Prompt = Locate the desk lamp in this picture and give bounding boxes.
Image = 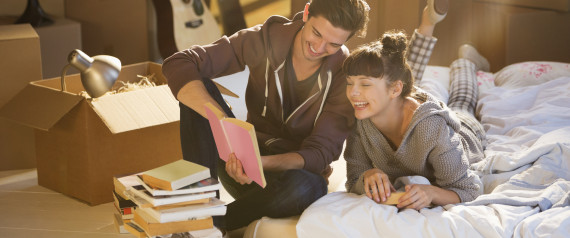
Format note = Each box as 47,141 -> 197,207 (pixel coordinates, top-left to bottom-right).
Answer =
60,49 -> 121,98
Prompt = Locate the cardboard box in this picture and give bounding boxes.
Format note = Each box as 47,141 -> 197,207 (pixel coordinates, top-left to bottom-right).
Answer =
0,62 -> 182,205
0,23 -> 41,170
34,17 -> 82,79
64,0 -> 151,65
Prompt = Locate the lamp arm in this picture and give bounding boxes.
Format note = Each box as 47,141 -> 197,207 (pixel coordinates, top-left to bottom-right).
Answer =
60,63 -> 72,92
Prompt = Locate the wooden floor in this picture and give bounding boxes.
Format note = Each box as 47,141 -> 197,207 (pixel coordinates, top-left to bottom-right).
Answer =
0,169 -> 126,238
0,169 -> 241,238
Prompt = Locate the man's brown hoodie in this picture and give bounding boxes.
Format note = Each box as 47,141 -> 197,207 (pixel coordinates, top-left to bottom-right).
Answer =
162,13 -> 354,174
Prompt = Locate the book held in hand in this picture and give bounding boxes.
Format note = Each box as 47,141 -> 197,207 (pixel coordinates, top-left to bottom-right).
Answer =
204,102 -> 266,188
141,159 -> 210,191
378,192 -> 406,205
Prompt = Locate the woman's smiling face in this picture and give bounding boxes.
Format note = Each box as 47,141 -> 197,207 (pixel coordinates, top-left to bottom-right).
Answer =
346,75 -> 394,120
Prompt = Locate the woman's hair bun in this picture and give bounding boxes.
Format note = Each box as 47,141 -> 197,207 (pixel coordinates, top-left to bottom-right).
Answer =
380,30 -> 408,61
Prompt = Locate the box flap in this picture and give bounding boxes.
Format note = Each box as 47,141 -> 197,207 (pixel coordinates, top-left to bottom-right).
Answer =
0,83 -> 84,130
90,85 -> 180,134
0,24 -> 39,41
214,81 -> 239,98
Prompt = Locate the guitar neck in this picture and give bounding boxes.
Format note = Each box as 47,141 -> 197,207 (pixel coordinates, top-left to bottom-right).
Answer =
215,0 -> 247,36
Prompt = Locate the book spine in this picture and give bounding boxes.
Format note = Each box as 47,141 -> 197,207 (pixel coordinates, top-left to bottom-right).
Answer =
141,174 -> 174,191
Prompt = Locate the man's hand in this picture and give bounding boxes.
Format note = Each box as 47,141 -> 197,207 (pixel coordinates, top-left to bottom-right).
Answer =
363,168 -> 395,203
226,153 -> 253,185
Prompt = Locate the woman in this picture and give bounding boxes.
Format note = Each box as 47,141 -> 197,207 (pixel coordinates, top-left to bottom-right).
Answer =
343,31 -> 487,210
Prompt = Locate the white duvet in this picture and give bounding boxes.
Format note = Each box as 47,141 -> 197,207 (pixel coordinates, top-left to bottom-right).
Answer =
297,77 -> 570,238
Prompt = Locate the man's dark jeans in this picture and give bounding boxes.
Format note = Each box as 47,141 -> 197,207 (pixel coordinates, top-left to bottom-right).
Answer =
179,78 -> 328,230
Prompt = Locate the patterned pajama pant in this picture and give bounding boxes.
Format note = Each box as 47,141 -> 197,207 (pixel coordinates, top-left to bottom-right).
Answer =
407,30 -> 486,161
448,58 -> 487,147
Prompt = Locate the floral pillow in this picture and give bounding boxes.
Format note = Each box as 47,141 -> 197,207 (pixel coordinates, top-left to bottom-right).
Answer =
494,62 -> 570,89
476,71 -> 495,96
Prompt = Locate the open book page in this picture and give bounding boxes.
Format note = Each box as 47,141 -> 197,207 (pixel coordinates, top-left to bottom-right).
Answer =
204,103 -> 266,188
222,118 -> 266,188
204,103 -> 232,161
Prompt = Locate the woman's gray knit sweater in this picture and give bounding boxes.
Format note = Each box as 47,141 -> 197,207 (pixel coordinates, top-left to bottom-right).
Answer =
345,93 -> 483,203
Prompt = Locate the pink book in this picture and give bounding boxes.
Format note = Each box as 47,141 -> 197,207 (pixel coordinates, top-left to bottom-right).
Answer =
204,103 -> 266,188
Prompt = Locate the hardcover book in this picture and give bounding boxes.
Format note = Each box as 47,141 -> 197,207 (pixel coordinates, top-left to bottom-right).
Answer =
204,102 -> 266,188
112,190 -> 136,219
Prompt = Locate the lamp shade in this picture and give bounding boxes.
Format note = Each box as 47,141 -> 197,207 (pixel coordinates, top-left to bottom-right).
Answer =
62,49 -> 121,98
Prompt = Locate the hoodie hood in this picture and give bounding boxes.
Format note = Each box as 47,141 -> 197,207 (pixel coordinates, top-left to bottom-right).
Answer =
408,92 -> 462,134
262,13 -> 303,67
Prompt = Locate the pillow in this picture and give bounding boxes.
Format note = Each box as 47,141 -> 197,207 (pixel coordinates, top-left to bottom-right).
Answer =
494,61 -> 570,89
422,66 -> 495,102
422,66 -> 451,104
476,71 -> 495,97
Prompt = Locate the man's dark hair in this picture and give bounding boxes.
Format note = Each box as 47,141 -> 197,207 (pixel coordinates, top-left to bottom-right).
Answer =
308,0 -> 370,39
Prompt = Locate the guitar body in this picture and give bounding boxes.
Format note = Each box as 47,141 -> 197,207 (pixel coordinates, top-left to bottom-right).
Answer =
152,0 -> 221,59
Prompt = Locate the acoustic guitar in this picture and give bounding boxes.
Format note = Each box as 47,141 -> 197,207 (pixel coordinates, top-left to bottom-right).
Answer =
152,0 -> 221,59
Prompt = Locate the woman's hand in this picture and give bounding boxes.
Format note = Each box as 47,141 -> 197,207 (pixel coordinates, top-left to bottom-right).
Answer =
397,184 -> 432,210
363,168 -> 395,203
397,184 -> 461,210
226,153 -> 253,185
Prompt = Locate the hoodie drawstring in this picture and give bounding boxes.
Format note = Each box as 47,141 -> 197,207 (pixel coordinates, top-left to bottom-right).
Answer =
314,70 -> 332,126
262,58 -> 270,117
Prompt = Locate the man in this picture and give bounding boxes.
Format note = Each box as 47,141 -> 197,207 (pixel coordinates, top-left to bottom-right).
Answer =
162,0 -> 370,230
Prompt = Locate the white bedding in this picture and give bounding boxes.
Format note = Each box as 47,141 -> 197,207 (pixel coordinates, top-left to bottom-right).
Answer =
296,76 -> 570,238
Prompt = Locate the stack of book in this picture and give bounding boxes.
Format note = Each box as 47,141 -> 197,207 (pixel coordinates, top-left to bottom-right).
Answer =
112,173 -> 140,235
113,160 -> 226,237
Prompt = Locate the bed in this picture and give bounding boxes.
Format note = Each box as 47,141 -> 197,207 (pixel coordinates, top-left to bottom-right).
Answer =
232,62 -> 570,238
292,61 -> 570,237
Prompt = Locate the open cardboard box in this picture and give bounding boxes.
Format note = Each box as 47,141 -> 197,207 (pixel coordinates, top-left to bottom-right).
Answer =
0,62 -> 183,205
